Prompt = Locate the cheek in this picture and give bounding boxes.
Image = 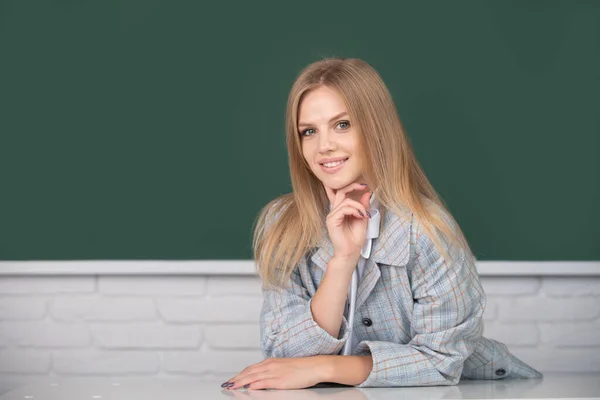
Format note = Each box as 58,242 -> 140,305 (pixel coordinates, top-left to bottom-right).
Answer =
353,154 -> 365,172
301,144 -> 314,164
347,136 -> 363,166
300,149 -> 315,174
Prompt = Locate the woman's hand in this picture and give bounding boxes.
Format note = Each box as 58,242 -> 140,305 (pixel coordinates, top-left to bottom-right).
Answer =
324,182 -> 372,261
222,356 -> 331,391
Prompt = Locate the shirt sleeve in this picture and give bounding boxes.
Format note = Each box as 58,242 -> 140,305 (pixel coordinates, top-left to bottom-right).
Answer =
355,217 -> 486,387
260,263 -> 351,358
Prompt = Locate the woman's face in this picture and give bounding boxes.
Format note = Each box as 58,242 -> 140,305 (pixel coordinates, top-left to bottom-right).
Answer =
298,86 -> 366,191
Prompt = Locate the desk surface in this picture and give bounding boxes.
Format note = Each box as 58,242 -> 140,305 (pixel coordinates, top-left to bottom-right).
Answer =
1,373 -> 598,400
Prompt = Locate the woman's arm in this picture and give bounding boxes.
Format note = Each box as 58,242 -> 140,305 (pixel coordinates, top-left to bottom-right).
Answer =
261,257 -> 355,358
324,355 -> 374,386
310,255 -> 357,337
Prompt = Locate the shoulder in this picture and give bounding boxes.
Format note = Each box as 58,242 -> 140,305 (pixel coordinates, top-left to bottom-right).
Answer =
374,200 -> 462,270
379,198 -> 468,267
411,199 -> 458,243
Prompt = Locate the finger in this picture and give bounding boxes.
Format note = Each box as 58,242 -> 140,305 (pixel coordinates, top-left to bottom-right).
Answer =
230,371 -> 274,390
225,361 -> 266,386
329,198 -> 369,219
225,370 -> 247,386
327,205 -> 368,225
334,183 -> 369,204
232,361 -> 272,386
246,379 -> 281,390
361,191 -> 372,213
326,182 -> 368,209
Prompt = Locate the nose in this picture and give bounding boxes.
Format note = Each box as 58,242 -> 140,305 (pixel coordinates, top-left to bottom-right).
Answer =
318,130 -> 336,153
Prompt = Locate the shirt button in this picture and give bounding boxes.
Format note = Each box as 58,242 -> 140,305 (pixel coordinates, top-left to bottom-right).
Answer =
362,318 -> 372,327
495,368 -> 506,377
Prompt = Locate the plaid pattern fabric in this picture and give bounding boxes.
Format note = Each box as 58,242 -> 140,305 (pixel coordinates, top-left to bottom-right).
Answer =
260,205 -> 543,387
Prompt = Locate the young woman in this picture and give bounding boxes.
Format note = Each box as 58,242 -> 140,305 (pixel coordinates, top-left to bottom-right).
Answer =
222,58 -> 542,390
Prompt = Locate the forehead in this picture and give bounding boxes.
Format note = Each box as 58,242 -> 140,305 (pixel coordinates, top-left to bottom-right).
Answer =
298,86 -> 346,121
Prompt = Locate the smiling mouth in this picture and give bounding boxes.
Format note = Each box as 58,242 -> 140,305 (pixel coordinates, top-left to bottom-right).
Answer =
320,158 -> 349,168
319,158 -> 349,174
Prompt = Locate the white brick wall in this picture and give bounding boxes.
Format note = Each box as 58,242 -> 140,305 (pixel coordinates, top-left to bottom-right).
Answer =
0,274 -> 599,395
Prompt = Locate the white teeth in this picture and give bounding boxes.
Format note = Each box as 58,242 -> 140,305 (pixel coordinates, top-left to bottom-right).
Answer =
323,159 -> 347,168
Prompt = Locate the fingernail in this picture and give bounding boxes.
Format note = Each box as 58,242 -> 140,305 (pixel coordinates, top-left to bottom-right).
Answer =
360,183 -> 367,186
226,382 -> 235,388
359,211 -> 364,217
367,211 -> 372,218
244,384 -> 250,389
220,382 -> 230,388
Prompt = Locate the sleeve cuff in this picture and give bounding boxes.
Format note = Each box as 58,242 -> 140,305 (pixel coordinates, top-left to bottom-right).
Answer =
264,298 -> 350,357
300,297 -> 350,355
353,340 -> 460,388
354,340 -> 379,387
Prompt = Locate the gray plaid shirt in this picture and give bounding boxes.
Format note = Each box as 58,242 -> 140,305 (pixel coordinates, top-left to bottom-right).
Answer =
260,202 -> 543,387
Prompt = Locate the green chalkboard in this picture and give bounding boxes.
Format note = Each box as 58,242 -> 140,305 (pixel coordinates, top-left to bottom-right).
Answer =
0,1 -> 598,261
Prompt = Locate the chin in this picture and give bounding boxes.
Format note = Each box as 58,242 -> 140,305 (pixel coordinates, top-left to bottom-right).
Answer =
323,176 -> 359,190
312,167 -> 360,189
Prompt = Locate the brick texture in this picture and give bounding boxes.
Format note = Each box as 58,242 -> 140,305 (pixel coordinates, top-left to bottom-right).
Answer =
0,273 -> 599,392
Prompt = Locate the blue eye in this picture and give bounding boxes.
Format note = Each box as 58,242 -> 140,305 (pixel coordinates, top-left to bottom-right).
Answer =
337,121 -> 350,129
299,120 -> 350,137
300,128 -> 315,137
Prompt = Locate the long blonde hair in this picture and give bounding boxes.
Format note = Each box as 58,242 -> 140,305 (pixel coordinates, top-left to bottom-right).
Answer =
252,57 -> 474,288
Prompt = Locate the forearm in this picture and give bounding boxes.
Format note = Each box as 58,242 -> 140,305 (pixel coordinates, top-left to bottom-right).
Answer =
319,355 -> 373,386
310,256 -> 357,337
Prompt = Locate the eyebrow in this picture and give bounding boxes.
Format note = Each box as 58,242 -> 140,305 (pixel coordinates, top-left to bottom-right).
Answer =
298,112 -> 348,128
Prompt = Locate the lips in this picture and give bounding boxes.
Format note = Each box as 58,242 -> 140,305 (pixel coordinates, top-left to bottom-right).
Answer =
320,157 -> 349,166
318,157 -> 349,165
319,158 -> 348,174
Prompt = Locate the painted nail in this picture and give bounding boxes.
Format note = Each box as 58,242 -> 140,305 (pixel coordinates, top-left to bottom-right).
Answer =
367,211 -> 372,218
360,183 -> 368,186
244,384 -> 250,389
359,211 -> 364,217
226,382 -> 235,388
220,382 -> 230,388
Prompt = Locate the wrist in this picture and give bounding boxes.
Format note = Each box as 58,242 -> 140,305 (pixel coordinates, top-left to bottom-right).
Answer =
315,355 -> 336,382
326,355 -> 373,386
329,254 -> 359,271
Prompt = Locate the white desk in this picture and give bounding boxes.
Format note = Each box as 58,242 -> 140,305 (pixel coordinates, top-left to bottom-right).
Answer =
1,373 -> 598,400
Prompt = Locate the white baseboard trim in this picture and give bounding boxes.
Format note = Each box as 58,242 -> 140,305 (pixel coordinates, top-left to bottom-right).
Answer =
0,260 -> 599,276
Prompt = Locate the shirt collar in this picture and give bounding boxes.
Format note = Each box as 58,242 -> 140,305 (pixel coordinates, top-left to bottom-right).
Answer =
366,193 -> 381,240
